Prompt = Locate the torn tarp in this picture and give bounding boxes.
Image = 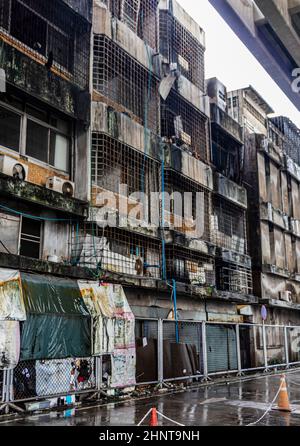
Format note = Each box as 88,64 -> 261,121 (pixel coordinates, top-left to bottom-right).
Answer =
20,274 -> 91,361
0,321 -> 20,369
0,269 -> 26,321
0,269 -> 25,369
78,283 -> 136,388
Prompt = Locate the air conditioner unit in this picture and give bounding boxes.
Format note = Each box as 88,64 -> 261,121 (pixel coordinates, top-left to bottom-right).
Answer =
46,177 -> 75,198
279,291 -> 292,303
0,155 -> 28,181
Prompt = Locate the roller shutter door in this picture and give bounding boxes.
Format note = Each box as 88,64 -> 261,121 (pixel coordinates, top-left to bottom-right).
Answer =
206,325 -> 238,373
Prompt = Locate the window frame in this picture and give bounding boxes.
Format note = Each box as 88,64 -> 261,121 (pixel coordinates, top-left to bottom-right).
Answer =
0,100 -> 72,174
18,215 -> 43,260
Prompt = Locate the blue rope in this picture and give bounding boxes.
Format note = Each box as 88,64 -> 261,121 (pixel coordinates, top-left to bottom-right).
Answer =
0,204 -> 76,222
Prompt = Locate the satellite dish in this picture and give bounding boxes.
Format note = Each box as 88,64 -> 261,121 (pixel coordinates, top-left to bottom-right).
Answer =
13,163 -> 26,181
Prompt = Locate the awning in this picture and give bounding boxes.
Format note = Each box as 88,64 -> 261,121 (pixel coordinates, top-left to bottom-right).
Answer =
20,274 -> 91,361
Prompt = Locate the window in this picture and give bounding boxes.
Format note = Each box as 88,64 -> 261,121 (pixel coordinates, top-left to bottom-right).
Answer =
0,102 -> 71,172
0,105 -> 21,152
19,217 -> 41,259
26,112 -> 70,172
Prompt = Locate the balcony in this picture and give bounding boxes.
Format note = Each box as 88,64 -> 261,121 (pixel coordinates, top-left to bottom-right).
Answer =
214,173 -> 247,208
210,104 -> 243,143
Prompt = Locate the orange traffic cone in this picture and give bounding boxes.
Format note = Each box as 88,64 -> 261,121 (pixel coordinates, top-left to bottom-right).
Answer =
275,375 -> 291,412
149,408 -> 158,426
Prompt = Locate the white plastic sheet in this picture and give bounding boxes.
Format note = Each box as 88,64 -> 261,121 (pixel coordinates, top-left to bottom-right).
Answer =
0,320 -> 20,369
0,269 -> 26,321
78,282 -> 136,388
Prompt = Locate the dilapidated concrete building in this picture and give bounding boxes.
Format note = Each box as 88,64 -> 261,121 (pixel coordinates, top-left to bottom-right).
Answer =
1,0 -> 300,403
229,87 -> 300,333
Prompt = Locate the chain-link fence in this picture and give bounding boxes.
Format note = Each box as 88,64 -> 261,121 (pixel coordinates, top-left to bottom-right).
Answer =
1,320 -> 300,414
13,357 -> 96,402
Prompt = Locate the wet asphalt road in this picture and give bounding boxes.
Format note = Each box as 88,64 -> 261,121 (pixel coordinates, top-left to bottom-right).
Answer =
1,371 -> 300,426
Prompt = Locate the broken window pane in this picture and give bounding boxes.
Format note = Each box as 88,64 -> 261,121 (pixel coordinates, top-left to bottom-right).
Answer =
26,120 -> 48,163
0,105 -> 21,152
20,217 -> 41,259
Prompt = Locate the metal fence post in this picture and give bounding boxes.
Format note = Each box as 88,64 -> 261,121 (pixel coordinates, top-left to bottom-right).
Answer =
284,326 -> 290,369
201,322 -> 211,382
158,319 -> 164,386
236,324 -> 243,376
262,322 -> 269,372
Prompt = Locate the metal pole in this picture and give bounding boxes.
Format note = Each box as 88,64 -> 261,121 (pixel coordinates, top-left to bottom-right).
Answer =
2,369 -> 6,403
236,324 -> 243,376
284,326 -> 290,369
262,322 -> 269,372
158,319 -> 164,386
201,322 -> 211,382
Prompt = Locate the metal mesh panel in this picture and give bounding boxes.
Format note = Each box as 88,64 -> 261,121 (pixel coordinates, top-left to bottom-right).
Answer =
161,90 -> 209,161
164,169 -> 211,241
91,133 -> 160,198
0,0 -> 90,88
159,10 -> 205,91
288,327 -> 300,364
108,0 -> 158,50
216,261 -> 253,295
249,325 -> 266,369
165,245 -> 215,286
93,35 -> 159,133
71,225 -> 162,279
265,326 -> 286,366
13,358 -> 95,401
163,321 -> 202,379
212,197 -> 248,254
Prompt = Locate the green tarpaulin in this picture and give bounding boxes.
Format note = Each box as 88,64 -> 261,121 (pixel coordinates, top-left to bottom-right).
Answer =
20,274 -> 91,360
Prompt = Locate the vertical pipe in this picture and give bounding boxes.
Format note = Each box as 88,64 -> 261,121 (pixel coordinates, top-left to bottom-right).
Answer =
236,325 -> 242,374
172,279 -> 179,343
202,322 -> 208,379
284,326 -> 290,369
158,319 -> 164,385
262,322 -> 268,370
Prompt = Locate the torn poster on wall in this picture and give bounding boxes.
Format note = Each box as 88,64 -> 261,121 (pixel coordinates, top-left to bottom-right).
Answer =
78,282 -> 136,388
0,269 -> 26,369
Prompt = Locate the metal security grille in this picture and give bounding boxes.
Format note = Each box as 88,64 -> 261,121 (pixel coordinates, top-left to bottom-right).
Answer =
161,90 -> 209,161
271,116 -> 300,165
159,10 -> 205,91
212,197 -> 248,254
13,358 -> 96,401
91,133 -> 160,198
216,261 -> 253,295
93,35 -> 159,133
107,0 -> 158,50
0,0 -> 91,88
164,169 -> 211,242
165,245 -> 215,287
206,324 -> 237,373
71,226 -> 162,279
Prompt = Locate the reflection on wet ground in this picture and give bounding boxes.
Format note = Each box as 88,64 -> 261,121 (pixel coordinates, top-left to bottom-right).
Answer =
1,371 -> 300,426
